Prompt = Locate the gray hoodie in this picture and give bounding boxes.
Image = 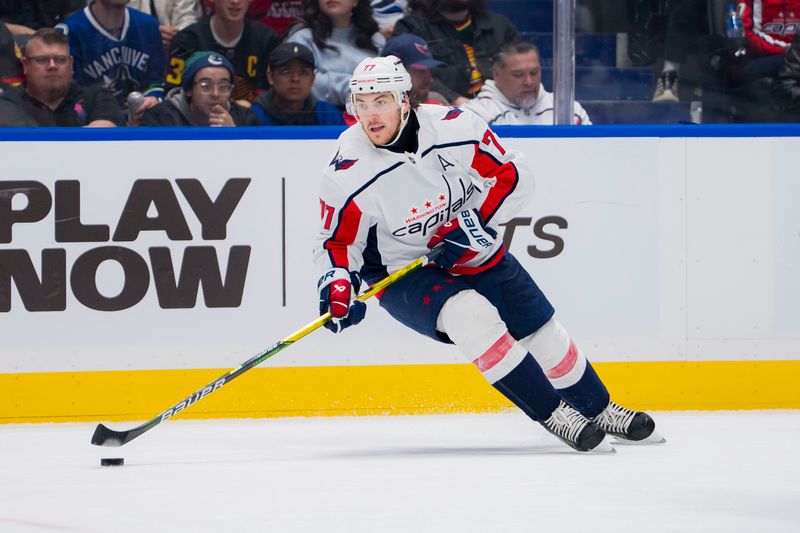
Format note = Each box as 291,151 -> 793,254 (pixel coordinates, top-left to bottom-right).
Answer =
140,87 -> 261,127
464,80 -> 591,126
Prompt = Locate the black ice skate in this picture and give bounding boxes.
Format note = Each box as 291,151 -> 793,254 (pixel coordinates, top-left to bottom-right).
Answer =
593,401 -> 665,444
542,400 -> 613,453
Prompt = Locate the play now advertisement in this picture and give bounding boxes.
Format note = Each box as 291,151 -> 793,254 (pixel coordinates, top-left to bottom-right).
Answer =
1,135 -> 798,373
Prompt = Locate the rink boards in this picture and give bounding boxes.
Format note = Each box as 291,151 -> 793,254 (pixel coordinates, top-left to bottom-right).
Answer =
1,125 -> 799,422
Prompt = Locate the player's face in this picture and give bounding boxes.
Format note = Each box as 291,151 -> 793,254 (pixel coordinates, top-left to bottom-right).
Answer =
493,51 -> 541,107
187,67 -> 233,118
214,0 -> 251,22
267,59 -> 314,104
409,67 -> 433,101
319,0 -> 357,19
354,92 -> 404,146
22,39 -> 73,97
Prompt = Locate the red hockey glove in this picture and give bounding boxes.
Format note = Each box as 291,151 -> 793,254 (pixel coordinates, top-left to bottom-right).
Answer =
317,267 -> 367,333
427,208 -> 498,269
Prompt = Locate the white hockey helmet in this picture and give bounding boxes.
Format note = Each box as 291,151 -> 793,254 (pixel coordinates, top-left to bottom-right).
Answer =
349,55 -> 412,109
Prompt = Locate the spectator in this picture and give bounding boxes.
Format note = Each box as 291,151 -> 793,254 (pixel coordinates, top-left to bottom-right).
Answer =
0,0 -> 85,38
251,41 -> 345,125
372,0 -> 407,38
285,0 -> 385,108
128,0 -> 203,51
770,32 -> 800,120
247,0 -> 303,38
0,27 -> 124,126
198,0 -> 303,37
651,0 -> 711,102
653,0 -> 800,103
141,50 -> 260,125
58,0 -> 165,122
464,41 -> 591,125
393,0 -> 518,105
736,0 -> 800,84
0,20 -> 23,89
167,0 -> 280,103
380,32 -> 447,105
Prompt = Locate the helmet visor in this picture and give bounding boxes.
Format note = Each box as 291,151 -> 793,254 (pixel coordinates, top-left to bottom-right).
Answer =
351,94 -> 402,118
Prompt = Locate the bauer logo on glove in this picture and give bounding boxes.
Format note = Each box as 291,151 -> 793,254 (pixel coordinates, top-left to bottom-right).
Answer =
317,267 -> 367,333
427,208 -> 498,270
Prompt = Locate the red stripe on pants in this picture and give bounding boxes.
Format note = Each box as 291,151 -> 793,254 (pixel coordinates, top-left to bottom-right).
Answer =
472,332 -> 516,373
546,340 -> 578,379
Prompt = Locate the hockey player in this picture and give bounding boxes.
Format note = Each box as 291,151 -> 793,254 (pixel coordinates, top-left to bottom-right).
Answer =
314,56 -> 660,452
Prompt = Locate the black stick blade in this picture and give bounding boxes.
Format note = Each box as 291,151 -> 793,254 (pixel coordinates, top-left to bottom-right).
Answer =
91,424 -> 125,447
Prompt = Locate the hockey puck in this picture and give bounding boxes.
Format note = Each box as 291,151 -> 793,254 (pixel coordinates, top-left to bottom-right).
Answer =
100,457 -> 124,467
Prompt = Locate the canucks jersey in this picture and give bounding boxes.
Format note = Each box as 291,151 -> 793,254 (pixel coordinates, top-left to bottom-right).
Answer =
59,6 -> 166,105
166,18 -> 281,102
314,105 -> 532,281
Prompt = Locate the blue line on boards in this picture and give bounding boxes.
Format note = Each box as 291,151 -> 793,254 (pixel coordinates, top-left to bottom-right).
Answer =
0,123 -> 799,142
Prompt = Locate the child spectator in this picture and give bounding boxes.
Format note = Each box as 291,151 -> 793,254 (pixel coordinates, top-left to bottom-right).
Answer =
285,0 -> 384,108
141,50 -> 260,125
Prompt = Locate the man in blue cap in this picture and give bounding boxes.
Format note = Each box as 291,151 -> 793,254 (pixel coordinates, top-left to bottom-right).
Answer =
141,50 -> 259,126
381,33 -> 448,105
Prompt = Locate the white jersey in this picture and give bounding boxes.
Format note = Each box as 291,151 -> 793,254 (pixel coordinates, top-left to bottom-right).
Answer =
463,80 -> 592,126
314,104 -> 533,282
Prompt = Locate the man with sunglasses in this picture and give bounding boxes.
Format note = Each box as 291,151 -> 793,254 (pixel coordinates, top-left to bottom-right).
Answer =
141,50 -> 259,126
0,27 -> 124,126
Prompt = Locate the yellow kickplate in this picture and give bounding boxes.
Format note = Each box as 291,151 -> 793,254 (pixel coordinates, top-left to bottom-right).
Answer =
1,360 -> 798,423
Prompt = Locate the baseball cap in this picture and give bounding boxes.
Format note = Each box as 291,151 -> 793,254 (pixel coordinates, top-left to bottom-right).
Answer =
182,51 -> 234,89
380,34 -> 445,70
269,42 -> 315,68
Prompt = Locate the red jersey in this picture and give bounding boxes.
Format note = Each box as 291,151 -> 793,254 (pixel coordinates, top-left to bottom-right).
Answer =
739,0 -> 800,56
200,0 -> 303,38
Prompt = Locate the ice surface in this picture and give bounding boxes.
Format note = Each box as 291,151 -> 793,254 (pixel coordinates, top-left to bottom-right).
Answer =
1,410 -> 798,532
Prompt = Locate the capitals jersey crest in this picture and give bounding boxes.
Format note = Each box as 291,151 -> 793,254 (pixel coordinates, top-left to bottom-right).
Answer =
330,150 -> 358,171
442,107 -> 464,121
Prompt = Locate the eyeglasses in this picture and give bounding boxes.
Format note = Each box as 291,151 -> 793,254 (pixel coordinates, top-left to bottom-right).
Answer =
194,80 -> 234,94
26,55 -> 71,66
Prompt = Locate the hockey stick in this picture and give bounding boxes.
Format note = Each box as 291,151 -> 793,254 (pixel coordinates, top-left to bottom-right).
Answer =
91,247 -> 442,448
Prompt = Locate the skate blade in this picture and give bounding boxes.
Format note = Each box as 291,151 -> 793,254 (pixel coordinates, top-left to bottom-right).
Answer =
611,430 -> 666,446
587,436 -> 616,454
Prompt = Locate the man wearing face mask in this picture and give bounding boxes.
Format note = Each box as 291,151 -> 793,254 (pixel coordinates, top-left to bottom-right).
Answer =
464,41 -> 592,125
393,0 -> 518,106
